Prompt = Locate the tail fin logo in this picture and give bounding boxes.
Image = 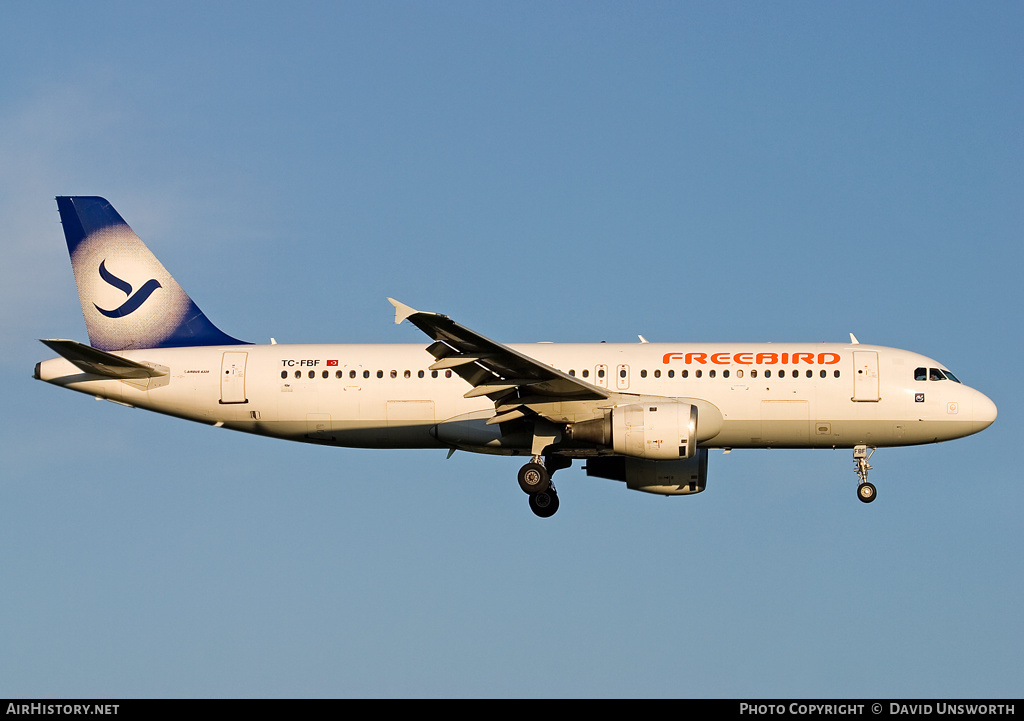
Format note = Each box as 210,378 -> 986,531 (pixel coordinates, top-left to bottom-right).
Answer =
57,196 -> 248,350
93,259 -> 163,319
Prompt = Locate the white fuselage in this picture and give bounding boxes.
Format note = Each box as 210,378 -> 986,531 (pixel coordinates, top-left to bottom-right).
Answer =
36,341 -> 997,454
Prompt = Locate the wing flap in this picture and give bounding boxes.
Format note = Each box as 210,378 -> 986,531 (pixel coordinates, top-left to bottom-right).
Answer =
486,407 -> 530,425
429,354 -> 496,370
463,380 -> 545,399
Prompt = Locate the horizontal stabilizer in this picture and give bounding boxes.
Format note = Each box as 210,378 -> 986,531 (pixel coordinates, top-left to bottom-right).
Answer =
39,339 -> 167,380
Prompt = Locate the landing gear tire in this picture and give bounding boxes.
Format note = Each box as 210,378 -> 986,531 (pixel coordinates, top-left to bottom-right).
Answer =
857,482 -> 877,504
852,445 -> 877,505
529,489 -> 559,518
518,462 -> 550,494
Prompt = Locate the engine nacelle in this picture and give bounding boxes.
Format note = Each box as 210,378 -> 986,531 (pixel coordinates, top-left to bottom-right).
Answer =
569,402 -> 698,460
584,450 -> 709,496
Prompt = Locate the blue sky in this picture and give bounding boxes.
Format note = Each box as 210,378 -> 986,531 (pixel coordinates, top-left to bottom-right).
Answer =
1,2 -> 1021,698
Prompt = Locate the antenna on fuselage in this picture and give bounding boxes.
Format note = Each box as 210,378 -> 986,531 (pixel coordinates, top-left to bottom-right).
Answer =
849,333 -> 860,345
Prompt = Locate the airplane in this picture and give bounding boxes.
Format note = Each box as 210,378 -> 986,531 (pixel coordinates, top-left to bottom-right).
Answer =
35,196 -> 998,517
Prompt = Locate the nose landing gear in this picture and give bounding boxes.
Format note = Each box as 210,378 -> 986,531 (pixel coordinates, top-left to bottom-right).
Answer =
854,445 -> 877,503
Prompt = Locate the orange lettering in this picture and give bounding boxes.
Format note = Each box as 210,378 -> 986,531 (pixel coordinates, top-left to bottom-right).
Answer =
711,352 -> 731,365
793,352 -> 814,364
756,352 -> 778,364
734,352 -> 753,364
818,352 -> 841,365
662,353 -> 683,364
685,352 -> 707,364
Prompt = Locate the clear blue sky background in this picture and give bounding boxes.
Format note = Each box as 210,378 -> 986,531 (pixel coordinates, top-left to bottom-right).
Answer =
1,2 -> 1020,698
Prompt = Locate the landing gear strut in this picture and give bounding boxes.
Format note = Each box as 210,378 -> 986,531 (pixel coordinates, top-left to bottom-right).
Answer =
853,445 -> 877,503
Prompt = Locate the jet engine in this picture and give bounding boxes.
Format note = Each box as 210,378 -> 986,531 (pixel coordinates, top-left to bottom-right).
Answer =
568,402 -> 699,460
584,450 -> 709,496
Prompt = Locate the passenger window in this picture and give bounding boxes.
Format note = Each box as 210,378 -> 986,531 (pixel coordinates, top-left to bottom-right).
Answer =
654,369 -> 661,378
682,370 -> 689,378
723,370 -> 730,379
309,370 -> 316,379
418,370 -> 424,378
639,370 -> 647,378
336,370 -> 343,378
295,370 -> 301,379
598,369 -> 605,379
404,370 -> 411,379
820,370 -> 826,378
834,370 -> 841,378
765,370 -> 771,378
668,370 -> 675,378
376,370 -> 383,378
569,370 -> 576,377
709,370 -> 716,378
619,369 -> 627,378
806,370 -> 812,378
322,370 -> 329,379
695,370 -> 702,378
281,370 -> 288,379
446,370 -> 452,378
363,370 -> 370,379
350,370 -> 356,379
736,370 -> 743,379
582,369 -> 589,378
750,369 -> 757,378
431,370 -> 438,378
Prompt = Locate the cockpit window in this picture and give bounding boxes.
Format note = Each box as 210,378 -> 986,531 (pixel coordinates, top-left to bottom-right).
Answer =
916,367 -> 961,382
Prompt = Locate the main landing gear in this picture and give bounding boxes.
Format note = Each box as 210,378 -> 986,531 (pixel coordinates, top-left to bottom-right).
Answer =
518,455 -> 569,518
854,445 -> 877,503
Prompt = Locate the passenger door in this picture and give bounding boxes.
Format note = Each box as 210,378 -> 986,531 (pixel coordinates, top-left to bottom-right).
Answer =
852,351 -> 879,402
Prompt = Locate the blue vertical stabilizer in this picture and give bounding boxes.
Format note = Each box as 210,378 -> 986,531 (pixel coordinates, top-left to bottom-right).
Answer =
56,196 -> 249,351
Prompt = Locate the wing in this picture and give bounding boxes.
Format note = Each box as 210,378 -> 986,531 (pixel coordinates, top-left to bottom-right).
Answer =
388,298 -> 609,425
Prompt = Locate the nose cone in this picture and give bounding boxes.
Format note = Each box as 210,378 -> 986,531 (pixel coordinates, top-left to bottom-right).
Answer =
972,390 -> 997,433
